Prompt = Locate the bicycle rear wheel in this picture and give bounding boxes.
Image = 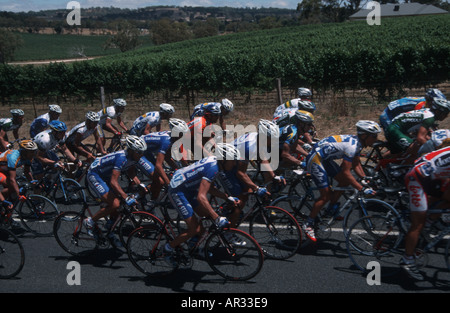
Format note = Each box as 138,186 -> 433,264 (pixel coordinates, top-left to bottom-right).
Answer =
53,211 -> 98,257
346,215 -> 404,277
18,194 -> 59,236
0,227 -> 25,279
249,206 -> 302,260
118,211 -> 163,248
127,218 -> 176,277
204,228 -> 264,281
51,178 -> 86,213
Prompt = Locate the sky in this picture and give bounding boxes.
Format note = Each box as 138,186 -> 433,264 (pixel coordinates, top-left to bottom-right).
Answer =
0,0 -> 300,12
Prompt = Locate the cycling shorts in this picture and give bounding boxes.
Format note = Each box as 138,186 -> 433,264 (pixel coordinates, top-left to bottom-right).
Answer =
385,125 -> 413,154
305,151 -> 340,189
86,171 -> 109,199
168,188 -> 197,220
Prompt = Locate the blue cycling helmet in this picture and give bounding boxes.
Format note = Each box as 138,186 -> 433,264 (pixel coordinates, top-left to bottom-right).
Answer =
426,88 -> 446,101
203,103 -> 221,115
49,120 -> 67,132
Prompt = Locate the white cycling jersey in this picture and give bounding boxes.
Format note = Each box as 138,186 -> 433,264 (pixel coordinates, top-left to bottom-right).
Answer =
130,112 -> 160,136
418,129 -> 450,156
33,129 -> 63,152
64,121 -> 96,144
97,106 -> 122,126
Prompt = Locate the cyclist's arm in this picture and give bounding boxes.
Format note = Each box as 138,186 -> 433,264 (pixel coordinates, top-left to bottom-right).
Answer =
352,156 -> 366,179
104,118 -> 120,135
236,161 -> 258,192
117,116 -> 128,133
110,169 -> 128,200
196,178 -> 219,220
280,142 -> 302,167
155,152 -> 170,186
0,129 -> 9,150
73,133 -> 94,160
94,131 -> 107,155
416,125 -> 429,145
142,123 -> 152,136
36,150 -> 59,167
12,127 -> 19,140
341,159 -> 363,191
60,143 -> 80,164
6,168 -> 21,198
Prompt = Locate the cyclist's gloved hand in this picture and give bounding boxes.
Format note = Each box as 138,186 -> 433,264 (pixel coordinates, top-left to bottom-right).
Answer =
125,196 -> 137,206
256,187 -> 268,197
215,216 -> 230,229
361,187 -> 376,196
273,175 -> 286,185
2,200 -> 13,209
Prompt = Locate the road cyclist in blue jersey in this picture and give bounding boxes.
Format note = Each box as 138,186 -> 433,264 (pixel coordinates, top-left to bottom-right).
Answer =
129,103 -> 175,136
303,120 -> 382,242
163,143 -> 241,267
29,104 -> 62,139
84,135 -> 155,245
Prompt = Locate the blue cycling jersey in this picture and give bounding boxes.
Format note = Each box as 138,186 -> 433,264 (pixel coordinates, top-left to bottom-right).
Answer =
130,112 -> 160,136
30,113 -> 57,138
314,135 -> 362,162
0,150 -> 30,173
169,156 -> 219,192
141,131 -> 172,155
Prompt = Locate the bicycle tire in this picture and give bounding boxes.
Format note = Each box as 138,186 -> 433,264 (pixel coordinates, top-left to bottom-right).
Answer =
249,206 -> 302,260
270,195 -> 312,225
118,211 -> 163,248
204,228 -> 264,281
51,178 -> 86,213
53,211 -> 98,257
18,194 -> 59,237
127,218 -> 176,277
346,215 -> 404,277
0,227 -> 25,279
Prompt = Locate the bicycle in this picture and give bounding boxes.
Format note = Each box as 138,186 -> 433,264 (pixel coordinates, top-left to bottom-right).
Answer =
346,204 -> 450,278
53,194 -> 157,256
0,226 -> 25,279
217,190 -> 302,260
126,215 -> 264,281
2,182 -> 59,237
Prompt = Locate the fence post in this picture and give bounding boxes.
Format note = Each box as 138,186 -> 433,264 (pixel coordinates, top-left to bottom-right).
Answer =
100,86 -> 105,110
276,78 -> 283,105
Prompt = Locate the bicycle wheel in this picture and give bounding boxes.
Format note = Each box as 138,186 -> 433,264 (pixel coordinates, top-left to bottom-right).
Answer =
0,227 -> 25,279
270,195 -> 312,225
18,194 -> 59,236
346,215 -> 404,277
127,220 -> 176,277
118,211 -> 163,248
249,206 -> 302,260
52,178 -> 86,213
204,228 -> 264,281
53,211 -> 98,256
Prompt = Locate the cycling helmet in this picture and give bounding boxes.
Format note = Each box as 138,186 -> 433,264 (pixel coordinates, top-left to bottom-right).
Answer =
86,111 -> 100,122
294,110 -> 314,124
113,98 -> 127,107
297,87 -> 312,99
258,119 -> 280,138
19,140 -> 38,151
221,99 -> 234,112
160,103 -> 175,114
203,103 -> 221,115
125,135 -> 147,153
297,100 -> 316,113
169,118 -> 189,134
425,88 -> 446,100
356,120 -> 382,135
10,109 -> 24,116
215,143 -> 241,160
49,120 -> 67,132
49,104 -> 62,114
431,98 -> 450,113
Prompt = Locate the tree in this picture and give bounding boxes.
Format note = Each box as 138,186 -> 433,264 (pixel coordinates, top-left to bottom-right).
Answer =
149,18 -> 192,45
0,29 -> 23,64
103,20 -> 141,52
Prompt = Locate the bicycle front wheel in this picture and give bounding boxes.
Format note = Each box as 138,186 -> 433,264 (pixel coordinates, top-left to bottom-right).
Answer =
0,227 -> 25,279
346,215 -> 404,277
53,211 -> 98,257
249,206 -> 302,260
205,228 -> 264,281
18,194 -> 59,236
118,211 -> 163,248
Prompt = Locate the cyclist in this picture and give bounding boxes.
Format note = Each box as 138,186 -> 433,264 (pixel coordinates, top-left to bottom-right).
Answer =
379,88 -> 446,131
0,109 -> 25,152
97,98 -> 129,151
163,143 -> 240,267
190,99 -> 234,131
84,135 -> 154,241
273,87 -> 316,119
303,120 -> 381,242
29,104 -> 62,138
31,120 -> 81,179
0,140 -> 37,204
129,103 -> 175,136
64,111 -> 106,163
140,118 -> 189,199
402,146 -> 450,280
384,98 -> 450,164
418,129 -> 450,156
218,119 -> 284,228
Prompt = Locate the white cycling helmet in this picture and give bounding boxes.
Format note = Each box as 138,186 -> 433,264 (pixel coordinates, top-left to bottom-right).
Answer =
297,100 -> 316,112
221,99 -> 234,112
113,98 -> 127,107
125,135 -> 147,153
160,103 -> 175,114
215,143 -> 241,160
49,104 -> 62,114
258,119 -> 280,138
169,118 -> 189,134
86,111 -> 100,122
431,98 -> 450,113
356,120 -> 382,135
426,88 -> 446,100
10,109 -> 24,116
297,87 -> 312,99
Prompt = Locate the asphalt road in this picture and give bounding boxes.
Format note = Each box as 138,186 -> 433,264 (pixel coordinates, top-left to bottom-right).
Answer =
2,216 -> 450,296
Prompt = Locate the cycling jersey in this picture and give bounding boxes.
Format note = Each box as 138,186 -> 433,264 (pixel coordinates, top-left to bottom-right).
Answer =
64,122 -> 96,145
129,112 -> 161,136
279,124 -> 299,147
273,99 -> 316,119
379,97 -> 426,130
405,146 -> 450,212
141,131 -> 172,163
418,129 -> 450,156
30,113 -> 58,138
306,135 -> 362,189
33,129 -> 63,152
168,156 -> 219,219
273,108 -> 297,127
97,106 -> 122,127
0,150 -> 30,173
233,132 -> 258,162
190,102 -> 221,120
0,118 -> 21,132
87,150 -> 154,199
385,109 -> 435,154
